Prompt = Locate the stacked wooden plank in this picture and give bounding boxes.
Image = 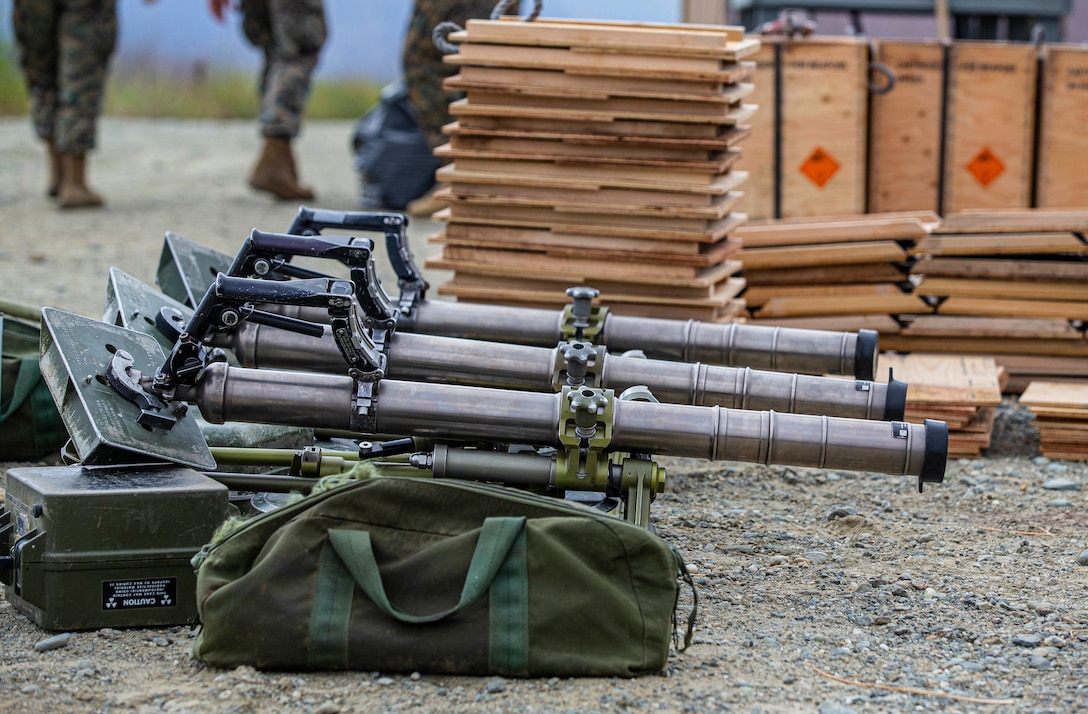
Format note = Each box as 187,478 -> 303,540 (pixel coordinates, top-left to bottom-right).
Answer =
877,353 -> 1004,459
1019,382 -> 1088,461
890,209 -> 1088,391
424,18 -> 759,321
735,211 -> 939,330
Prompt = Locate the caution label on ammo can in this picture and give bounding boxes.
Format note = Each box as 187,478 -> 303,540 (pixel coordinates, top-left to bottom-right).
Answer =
102,578 -> 178,610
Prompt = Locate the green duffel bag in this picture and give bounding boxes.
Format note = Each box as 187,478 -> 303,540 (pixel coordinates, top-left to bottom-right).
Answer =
1,311 -> 68,461
192,475 -> 696,676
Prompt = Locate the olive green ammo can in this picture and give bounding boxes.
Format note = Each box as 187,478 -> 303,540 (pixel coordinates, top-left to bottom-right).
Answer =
1,465 -> 228,631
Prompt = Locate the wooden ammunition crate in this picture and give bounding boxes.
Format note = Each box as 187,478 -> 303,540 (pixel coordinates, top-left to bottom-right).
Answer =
779,38 -> 868,217
868,40 -> 944,214
942,42 -> 1038,213
745,37 -> 1072,219
1036,44 -> 1088,208
735,36 -> 868,219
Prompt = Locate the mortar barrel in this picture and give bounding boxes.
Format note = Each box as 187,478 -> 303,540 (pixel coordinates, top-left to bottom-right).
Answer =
602,317 -> 878,381
601,358 -> 905,421
182,364 -> 944,481
610,399 -> 945,485
217,325 -> 903,420
256,296 -> 875,378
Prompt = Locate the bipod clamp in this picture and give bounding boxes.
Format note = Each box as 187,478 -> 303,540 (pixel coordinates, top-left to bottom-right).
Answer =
286,206 -> 429,318
556,386 -> 664,527
560,286 -> 608,343
154,273 -> 386,395
554,339 -> 604,390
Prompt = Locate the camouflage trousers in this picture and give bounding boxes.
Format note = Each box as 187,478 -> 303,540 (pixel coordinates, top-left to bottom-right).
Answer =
402,0 -> 519,150
11,0 -> 117,153
240,0 -> 326,138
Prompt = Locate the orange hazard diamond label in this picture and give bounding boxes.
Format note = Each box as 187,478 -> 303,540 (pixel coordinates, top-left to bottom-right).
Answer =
799,147 -> 841,188
966,147 -> 1005,187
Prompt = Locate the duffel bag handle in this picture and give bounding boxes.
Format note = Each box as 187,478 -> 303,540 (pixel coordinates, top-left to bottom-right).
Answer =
328,516 -> 526,624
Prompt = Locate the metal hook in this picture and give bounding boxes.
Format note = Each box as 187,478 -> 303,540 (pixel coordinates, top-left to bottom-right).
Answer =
490,0 -> 542,22
436,0 -> 543,54
432,21 -> 463,55
1031,23 -> 1046,51
869,61 -> 896,95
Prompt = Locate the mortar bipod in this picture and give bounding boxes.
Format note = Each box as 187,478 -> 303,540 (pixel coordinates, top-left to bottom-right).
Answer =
206,441 -> 652,526
225,229 -> 399,330
152,273 -> 384,394
285,205 -> 428,316
408,444 -> 664,528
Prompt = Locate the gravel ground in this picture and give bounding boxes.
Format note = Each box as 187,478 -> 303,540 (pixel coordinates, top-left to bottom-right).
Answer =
3,118 -> 1088,714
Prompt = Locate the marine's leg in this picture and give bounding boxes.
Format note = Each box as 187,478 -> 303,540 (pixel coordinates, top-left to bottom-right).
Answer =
54,0 -> 118,208
242,0 -> 326,200
12,0 -> 62,195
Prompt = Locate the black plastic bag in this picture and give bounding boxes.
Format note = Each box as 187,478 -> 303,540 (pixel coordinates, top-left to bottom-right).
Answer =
352,82 -> 438,211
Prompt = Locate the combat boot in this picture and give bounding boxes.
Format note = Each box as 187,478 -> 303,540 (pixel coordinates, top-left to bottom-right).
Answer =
249,136 -> 316,201
46,140 -> 62,198
56,153 -> 105,209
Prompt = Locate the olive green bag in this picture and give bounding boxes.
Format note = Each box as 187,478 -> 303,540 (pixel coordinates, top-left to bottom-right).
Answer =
192,476 -> 695,676
1,311 -> 68,461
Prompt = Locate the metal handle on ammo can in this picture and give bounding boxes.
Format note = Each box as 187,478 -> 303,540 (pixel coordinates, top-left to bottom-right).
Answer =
179,362 -> 946,486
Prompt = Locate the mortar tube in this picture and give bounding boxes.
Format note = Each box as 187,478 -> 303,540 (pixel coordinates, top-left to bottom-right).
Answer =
427,444 -> 557,488
179,363 -> 945,483
253,299 -> 876,378
409,303 -> 878,379
215,324 -> 905,420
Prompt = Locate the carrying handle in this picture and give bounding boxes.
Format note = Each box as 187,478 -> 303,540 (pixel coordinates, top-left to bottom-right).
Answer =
328,516 -> 526,624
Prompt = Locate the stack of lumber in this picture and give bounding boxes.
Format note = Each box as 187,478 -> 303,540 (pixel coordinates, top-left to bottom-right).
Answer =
888,209 -> 1088,391
737,209 -> 1088,392
735,211 -> 939,331
1019,382 -> 1088,461
877,353 -> 1004,459
424,17 -> 759,321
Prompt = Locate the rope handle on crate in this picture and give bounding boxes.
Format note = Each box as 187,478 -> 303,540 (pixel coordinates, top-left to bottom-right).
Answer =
433,0 -> 543,55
